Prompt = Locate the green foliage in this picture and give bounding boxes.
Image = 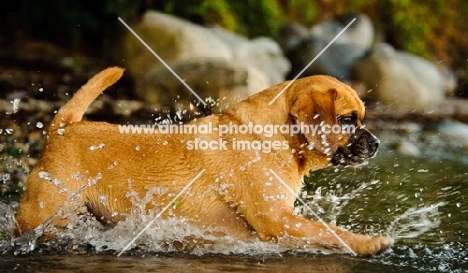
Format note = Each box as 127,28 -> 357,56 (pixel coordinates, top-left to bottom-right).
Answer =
229,0 -> 283,38
280,0 -> 319,25
159,0 -> 283,38
383,0 -> 468,65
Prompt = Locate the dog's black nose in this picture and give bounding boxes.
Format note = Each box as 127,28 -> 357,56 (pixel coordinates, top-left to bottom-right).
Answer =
368,135 -> 380,157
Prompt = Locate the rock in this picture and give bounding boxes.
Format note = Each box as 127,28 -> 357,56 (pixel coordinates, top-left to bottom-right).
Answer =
210,28 -> 290,86
119,11 -> 233,78
137,57 -> 269,112
396,140 -> 421,157
118,10 -> 289,106
436,120 -> 468,148
280,13 -> 374,81
352,43 -> 455,111
438,64 -> 457,97
278,22 -> 309,54
309,13 -> 374,49
242,37 -> 290,86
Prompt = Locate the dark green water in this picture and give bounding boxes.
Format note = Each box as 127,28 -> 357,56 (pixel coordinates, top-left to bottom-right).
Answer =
1,149 -> 467,272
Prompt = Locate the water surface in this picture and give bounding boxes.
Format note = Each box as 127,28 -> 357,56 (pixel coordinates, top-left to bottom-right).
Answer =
1,148 -> 467,272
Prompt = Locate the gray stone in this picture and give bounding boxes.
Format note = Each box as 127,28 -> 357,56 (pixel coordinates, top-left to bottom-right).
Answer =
137,57 -> 269,112
118,10 -> 289,106
437,120 -> 468,148
280,13 -> 374,81
210,28 -> 290,86
119,11 -> 232,78
396,140 -> 421,157
309,13 -> 374,48
353,43 -> 455,111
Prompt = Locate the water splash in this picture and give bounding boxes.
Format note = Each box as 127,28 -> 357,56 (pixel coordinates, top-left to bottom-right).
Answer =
0,202 -> 17,242
387,202 -> 444,241
295,179 -> 382,225
0,177 -> 448,259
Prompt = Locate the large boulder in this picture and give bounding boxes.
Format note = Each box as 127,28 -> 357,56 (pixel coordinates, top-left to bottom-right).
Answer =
119,11 -> 232,78
118,10 -> 290,107
352,43 -> 455,111
280,13 -> 374,81
436,120 -> 468,149
136,57 -> 269,112
210,29 -> 290,86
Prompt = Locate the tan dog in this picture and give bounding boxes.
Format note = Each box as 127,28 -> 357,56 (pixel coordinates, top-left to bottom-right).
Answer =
16,67 -> 392,255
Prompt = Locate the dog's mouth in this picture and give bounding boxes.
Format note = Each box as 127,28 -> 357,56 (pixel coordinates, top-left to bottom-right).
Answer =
331,128 -> 379,167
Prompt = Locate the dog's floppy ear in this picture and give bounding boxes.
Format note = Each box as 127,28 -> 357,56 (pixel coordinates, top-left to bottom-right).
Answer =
290,88 -> 337,129
289,88 -> 338,154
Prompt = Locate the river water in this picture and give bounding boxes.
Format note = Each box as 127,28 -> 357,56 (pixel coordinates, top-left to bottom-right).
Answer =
1,145 -> 467,272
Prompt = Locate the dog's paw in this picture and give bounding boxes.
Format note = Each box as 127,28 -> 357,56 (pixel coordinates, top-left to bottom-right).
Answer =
351,235 -> 394,256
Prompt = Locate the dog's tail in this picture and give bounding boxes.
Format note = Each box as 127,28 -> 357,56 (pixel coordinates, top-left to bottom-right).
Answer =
50,67 -> 124,128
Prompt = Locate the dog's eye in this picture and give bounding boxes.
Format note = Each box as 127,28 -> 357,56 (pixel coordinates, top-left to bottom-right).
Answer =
337,115 -> 357,125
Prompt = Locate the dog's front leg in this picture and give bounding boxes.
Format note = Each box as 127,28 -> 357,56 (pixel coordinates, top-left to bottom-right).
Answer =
235,173 -> 392,256
248,207 -> 392,255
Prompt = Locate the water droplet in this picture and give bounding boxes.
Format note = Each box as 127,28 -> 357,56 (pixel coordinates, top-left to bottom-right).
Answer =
57,128 -> 65,135
72,173 -> 84,181
38,171 -> 51,180
99,195 -> 107,202
36,122 -> 43,128
163,141 -> 168,145
456,202 -> 461,208
39,202 -> 45,209
11,98 -> 20,113
52,178 -> 61,186
99,143 -> 105,148
5,128 -> 13,134
39,87 -> 44,92
2,173 -> 10,181
87,173 -> 103,186
135,146 -> 140,151
90,145 -> 97,151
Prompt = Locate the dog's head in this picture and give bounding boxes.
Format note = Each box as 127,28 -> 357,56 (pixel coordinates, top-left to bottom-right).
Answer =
289,75 -> 379,167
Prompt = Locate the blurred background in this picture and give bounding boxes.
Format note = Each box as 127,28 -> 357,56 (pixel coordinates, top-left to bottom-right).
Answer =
1,0 -> 467,69
1,0 -> 467,95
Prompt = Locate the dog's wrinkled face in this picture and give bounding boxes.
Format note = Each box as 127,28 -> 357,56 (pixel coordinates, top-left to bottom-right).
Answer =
331,126 -> 380,166
289,76 -> 379,167
329,85 -> 380,167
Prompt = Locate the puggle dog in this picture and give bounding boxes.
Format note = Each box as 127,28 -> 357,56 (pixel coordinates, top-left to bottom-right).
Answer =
16,67 -> 392,255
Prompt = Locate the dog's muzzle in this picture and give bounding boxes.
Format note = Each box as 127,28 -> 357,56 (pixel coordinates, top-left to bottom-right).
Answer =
331,128 -> 380,166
